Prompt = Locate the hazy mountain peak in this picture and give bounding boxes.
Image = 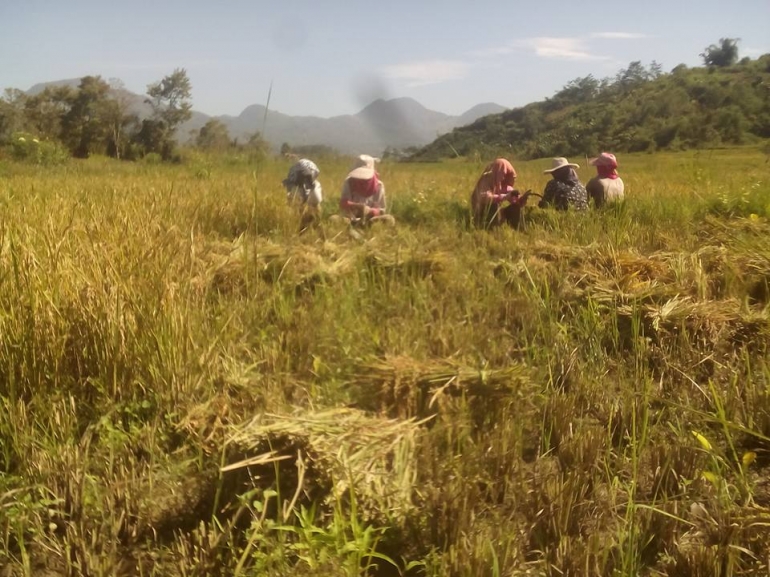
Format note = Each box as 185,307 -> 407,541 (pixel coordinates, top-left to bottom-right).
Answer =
22,77 -> 506,154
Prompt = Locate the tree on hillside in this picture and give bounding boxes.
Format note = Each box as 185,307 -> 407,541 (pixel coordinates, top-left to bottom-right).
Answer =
146,68 -> 193,131
615,61 -> 654,90
554,75 -> 601,105
196,119 -> 231,151
701,38 -> 740,67
144,68 -> 193,159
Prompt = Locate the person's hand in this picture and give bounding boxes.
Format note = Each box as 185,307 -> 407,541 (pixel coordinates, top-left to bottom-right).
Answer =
361,205 -> 372,218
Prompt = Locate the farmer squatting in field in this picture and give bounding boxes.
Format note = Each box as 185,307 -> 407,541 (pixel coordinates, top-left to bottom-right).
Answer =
283,158 -> 323,231
538,157 -> 589,211
335,154 -> 395,226
285,152 -> 622,232
470,158 -> 534,229
587,152 -> 625,207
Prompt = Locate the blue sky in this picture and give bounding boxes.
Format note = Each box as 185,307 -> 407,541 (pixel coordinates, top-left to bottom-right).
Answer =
1,0 -> 768,118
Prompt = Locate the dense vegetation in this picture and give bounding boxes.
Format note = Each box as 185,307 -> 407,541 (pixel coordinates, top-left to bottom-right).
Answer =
410,54 -> 770,162
0,148 -> 768,576
0,70 -> 270,163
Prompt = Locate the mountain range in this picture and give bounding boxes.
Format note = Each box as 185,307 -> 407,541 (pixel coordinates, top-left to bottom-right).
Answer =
26,79 -> 507,154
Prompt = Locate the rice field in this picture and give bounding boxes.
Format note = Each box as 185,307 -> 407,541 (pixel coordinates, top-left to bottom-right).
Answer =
0,147 -> 769,576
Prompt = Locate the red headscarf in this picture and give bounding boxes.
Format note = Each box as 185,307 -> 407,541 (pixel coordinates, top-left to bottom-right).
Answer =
348,173 -> 380,197
490,158 -> 517,194
592,153 -> 619,180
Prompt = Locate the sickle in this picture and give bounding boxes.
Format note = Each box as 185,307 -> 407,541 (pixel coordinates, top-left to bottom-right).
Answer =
512,190 -> 543,206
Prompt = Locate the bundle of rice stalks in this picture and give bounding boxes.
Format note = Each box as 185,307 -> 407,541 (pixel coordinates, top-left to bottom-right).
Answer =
223,408 -> 426,524
618,296 -> 770,351
350,355 -> 534,418
191,236 -> 248,295
363,249 -> 451,279
193,238 -> 362,296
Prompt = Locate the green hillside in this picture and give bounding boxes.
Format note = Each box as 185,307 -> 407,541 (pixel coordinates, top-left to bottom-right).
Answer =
410,55 -> 770,161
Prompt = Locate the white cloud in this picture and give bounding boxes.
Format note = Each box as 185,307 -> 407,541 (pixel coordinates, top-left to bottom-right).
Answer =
518,37 -> 610,61
471,33 -> 647,61
590,32 -> 648,40
381,59 -> 470,87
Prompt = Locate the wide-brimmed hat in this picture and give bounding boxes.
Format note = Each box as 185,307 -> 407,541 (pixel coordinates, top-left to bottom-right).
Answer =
589,152 -> 618,167
347,166 -> 375,180
348,154 -> 380,180
352,154 -> 380,169
543,157 -> 580,173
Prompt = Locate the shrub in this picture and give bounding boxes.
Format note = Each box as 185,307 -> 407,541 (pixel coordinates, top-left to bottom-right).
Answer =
141,152 -> 163,165
8,133 -> 68,166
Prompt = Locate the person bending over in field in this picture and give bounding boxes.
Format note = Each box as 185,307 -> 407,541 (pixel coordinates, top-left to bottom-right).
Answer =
586,152 -> 625,208
283,158 -> 323,231
538,157 -> 588,211
337,155 -> 395,226
471,158 -> 531,229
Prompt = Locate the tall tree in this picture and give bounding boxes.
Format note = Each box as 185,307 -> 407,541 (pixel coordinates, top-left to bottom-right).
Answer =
61,76 -> 111,158
24,86 -> 73,141
146,68 -> 192,132
144,68 -> 193,159
102,79 -> 138,159
701,38 -> 740,67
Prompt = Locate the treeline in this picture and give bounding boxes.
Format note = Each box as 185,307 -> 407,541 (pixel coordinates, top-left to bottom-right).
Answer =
0,69 -> 269,163
410,41 -> 770,161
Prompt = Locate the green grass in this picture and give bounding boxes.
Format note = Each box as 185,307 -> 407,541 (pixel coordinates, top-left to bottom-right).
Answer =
0,148 -> 769,576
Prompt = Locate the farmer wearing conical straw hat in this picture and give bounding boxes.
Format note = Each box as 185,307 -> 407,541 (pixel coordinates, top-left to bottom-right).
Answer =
538,157 -> 588,211
337,154 -> 395,226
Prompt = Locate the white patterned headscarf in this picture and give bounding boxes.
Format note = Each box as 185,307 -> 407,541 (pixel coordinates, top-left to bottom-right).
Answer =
286,158 -> 320,183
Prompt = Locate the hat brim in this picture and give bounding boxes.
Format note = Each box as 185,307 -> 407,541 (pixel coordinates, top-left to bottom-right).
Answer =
347,166 -> 375,180
543,163 -> 579,173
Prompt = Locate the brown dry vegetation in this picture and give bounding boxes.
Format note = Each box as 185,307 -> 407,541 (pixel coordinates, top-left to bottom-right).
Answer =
0,148 -> 769,576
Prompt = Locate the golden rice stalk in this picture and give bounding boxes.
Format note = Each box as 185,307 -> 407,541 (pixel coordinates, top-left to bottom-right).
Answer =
350,355 -> 533,417
224,408 -> 428,523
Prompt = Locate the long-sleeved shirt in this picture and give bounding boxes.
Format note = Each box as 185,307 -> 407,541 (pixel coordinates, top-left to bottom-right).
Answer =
283,159 -> 323,207
587,176 -> 625,207
287,181 -> 323,207
539,179 -> 588,211
339,178 -> 387,217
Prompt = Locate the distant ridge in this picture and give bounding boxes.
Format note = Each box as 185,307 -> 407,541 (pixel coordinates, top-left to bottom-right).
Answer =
410,56 -> 770,161
23,79 -> 508,154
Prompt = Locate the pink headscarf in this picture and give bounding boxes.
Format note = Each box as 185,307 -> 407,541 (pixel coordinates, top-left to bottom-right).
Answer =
489,158 -> 517,194
591,152 -> 619,180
